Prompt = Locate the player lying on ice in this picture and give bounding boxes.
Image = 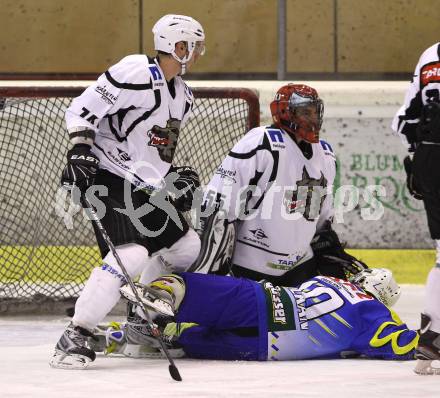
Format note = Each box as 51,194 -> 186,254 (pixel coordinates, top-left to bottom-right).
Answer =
88,268 -> 418,363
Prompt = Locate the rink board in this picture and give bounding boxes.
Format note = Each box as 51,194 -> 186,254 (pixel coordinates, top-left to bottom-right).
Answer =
0,246 -> 434,285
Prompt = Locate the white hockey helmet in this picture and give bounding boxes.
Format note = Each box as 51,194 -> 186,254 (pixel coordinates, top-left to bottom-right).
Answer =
152,14 -> 205,74
349,268 -> 401,307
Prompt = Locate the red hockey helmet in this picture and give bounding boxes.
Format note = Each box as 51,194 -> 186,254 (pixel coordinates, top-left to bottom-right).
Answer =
270,84 -> 324,143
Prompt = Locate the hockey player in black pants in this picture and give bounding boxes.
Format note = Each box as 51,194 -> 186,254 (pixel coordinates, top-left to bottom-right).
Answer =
50,14 -> 205,369
392,42 -> 440,375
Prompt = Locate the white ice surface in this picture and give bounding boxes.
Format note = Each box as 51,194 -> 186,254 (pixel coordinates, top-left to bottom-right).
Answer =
1,285 -> 439,398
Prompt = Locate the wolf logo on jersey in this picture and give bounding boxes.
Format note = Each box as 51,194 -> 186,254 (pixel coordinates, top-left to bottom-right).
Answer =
147,118 -> 181,163
284,166 -> 327,221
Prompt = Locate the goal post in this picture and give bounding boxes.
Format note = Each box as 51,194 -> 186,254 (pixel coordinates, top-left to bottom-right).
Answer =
0,86 -> 260,313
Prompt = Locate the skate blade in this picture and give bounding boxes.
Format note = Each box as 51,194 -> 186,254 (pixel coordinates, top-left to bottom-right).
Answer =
414,359 -> 440,375
49,350 -> 92,370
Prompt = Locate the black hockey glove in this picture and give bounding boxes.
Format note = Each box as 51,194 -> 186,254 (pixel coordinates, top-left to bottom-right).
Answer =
403,155 -> 423,200
169,166 -> 200,212
311,222 -> 368,279
61,144 -> 100,193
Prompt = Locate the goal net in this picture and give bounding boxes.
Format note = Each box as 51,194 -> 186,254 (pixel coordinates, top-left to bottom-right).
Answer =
0,86 -> 259,312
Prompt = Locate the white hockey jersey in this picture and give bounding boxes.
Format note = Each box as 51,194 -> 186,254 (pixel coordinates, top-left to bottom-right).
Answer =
65,54 -> 194,190
205,126 -> 336,276
392,42 -> 440,148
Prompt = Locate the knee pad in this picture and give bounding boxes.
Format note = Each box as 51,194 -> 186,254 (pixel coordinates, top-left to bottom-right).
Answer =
103,243 -> 150,279
158,229 -> 201,273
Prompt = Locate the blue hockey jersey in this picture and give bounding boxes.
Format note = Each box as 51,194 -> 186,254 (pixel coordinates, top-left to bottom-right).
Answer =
260,276 -> 418,360
175,273 -> 418,361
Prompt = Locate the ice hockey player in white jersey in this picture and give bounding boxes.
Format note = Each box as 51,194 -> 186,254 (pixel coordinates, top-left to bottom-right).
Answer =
392,42 -> 440,375
50,14 -> 205,369
192,83 -> 367,286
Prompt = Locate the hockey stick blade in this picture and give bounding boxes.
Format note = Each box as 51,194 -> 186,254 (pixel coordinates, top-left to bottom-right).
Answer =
169,364 -> 182,381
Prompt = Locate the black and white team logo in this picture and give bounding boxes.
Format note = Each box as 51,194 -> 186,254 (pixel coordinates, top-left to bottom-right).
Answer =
284,167 -> 327,222
242,228 -> 270,248
249,228 -> 268,240
116,148 -> 131,162
107,148 -> 131,170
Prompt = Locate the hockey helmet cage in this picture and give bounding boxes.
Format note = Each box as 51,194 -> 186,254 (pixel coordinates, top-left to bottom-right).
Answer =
270,84 -> 324,143
153,14 -> 205,74
349,268 -> 401,307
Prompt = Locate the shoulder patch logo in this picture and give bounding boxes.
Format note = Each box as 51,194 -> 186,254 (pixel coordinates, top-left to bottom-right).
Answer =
149,65 -> 162,81
267,128 -> 284,143
319,140 -> 333,153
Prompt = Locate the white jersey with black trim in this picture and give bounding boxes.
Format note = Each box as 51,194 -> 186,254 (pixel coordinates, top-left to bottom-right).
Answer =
205,126 -> 336,276
65,54 -> 194,190
392,42 -> 440,148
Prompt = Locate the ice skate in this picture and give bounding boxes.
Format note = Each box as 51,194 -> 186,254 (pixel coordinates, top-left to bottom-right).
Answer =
49,323 -> 96,370
414,314 -> 440,375
89,319 -> 183,358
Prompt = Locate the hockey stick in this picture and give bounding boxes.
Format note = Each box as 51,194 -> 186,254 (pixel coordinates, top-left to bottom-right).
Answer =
80,193 -> 182,382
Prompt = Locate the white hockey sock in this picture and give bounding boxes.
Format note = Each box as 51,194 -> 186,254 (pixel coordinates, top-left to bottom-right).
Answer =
72,266 -> 122,331
424,264 -> 440,333
73,243 -> 149,330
